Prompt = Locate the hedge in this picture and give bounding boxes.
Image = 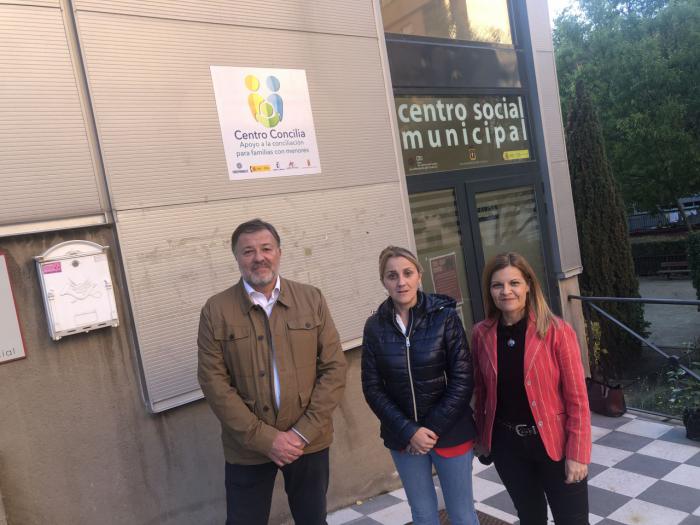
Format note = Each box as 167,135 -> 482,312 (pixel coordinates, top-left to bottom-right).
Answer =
631,239 -> 688,275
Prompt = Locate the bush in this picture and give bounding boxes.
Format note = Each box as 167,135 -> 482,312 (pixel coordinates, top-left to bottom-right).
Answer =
566,81 -> 645,377
631,238 -> 688,275
689,232 -> 700,301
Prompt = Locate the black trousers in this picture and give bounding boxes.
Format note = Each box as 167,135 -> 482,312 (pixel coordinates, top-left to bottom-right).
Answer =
492,426 -> 589,525
225,448 -> 329,525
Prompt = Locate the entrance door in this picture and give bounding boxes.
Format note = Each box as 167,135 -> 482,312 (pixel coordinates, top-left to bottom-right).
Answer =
408,173 -> 551,332
409,189 -> 477,333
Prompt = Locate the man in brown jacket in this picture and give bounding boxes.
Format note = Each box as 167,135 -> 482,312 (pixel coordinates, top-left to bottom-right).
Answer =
198,218 -> 347,525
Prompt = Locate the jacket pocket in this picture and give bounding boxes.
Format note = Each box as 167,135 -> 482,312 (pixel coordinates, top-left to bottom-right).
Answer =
213,324 -> 254,378
287,316 -> 320,369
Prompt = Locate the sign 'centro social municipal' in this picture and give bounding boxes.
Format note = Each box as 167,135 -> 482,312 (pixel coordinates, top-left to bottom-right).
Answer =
395,95 -> 532,175
211,66 -> 322,181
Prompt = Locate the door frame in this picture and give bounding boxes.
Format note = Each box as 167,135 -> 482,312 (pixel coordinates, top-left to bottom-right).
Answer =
406,164 -> 558,323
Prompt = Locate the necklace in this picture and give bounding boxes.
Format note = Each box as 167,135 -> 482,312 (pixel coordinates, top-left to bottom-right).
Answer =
507,338 -> 516,348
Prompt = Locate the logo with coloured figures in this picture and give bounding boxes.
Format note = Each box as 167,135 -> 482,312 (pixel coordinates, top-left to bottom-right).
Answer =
245,74 -> 283,128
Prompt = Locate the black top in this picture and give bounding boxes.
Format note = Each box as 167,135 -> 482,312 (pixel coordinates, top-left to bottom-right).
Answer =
361,292 -> 477,450
495,316 -> 536,425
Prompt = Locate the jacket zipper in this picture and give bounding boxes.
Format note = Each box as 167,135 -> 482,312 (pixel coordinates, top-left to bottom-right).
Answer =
400,311 -> 419,422
257,305 -> 278,413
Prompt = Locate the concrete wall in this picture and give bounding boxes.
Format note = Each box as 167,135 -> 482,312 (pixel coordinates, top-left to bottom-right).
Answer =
0,227 -> 398,525
0,486 -> 7,525
557,277 -> 591,376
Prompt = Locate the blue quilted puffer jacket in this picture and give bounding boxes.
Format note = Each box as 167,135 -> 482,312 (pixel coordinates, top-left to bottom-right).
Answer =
361,291 -> 476,451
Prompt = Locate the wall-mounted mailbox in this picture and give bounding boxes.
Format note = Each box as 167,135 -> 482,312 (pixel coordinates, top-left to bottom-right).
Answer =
35,241 -> 119,341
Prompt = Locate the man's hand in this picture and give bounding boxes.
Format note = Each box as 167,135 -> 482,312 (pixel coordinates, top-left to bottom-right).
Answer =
267,430 -> 305,467
564,459 -> 588,484
408,427 -> 438,454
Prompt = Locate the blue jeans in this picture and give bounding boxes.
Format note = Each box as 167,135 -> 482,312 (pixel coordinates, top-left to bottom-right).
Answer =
390,448 -> 479,525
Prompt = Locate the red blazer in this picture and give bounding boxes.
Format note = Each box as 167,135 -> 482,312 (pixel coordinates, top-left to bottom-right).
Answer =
471,314 -> 591,464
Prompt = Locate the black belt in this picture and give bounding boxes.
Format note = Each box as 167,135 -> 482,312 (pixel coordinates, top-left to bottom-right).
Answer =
495,418 -> 538,437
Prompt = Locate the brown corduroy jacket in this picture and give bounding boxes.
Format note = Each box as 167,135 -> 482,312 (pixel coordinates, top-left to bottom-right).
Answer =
197,277 -> 347,465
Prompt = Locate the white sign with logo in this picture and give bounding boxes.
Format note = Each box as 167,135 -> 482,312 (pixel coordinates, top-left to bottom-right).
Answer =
210,66 -> 321,180
0,254 -> 26,364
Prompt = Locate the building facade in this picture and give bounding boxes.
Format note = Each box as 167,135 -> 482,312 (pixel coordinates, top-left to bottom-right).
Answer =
0,1 -> 585,523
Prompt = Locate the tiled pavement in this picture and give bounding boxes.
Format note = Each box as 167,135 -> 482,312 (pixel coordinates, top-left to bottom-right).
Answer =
328,411 -> 700,525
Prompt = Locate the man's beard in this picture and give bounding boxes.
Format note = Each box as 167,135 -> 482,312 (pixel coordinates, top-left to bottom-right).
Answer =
243,265 -> 277,287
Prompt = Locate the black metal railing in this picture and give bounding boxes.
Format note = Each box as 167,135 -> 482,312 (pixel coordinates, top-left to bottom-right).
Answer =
568,295 -> 700,382
568,295 -> 700,417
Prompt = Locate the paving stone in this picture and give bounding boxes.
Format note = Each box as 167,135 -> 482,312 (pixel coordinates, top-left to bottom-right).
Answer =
687,451 -> 700,468
590,413 -> 635,429
637,480 -> 700,513
613,453 -> 679,478
586,485 -> 632,517
596,431 -> 654,452
475,465 -> 502,484
351,493 -> 404,515
608,499 -> 689,525
481,489 -> 518,517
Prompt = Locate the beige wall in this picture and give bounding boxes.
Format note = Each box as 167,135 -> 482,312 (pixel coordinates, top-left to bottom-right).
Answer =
0,227 -> 398,525
557,277 -> 591,376
64,0 -> 412,412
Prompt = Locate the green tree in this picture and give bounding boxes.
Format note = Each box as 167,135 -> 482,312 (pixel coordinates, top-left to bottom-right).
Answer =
566,80 -> 646,377
554,0 -> 700,216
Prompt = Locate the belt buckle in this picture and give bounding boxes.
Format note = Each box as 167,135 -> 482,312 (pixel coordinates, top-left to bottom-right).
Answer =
515,424 -> 533,437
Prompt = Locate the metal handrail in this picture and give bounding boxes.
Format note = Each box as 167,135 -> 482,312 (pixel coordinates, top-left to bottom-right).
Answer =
568,295 -> 700,383
569,295 -> 700,306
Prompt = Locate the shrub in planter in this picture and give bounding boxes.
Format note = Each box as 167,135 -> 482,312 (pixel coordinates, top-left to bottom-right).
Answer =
667,365 -> 700,441
683,408 -> 700,441
586,321 -> 627,417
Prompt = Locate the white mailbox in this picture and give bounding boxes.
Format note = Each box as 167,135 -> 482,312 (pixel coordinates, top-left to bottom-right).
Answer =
35,241 -> 119,341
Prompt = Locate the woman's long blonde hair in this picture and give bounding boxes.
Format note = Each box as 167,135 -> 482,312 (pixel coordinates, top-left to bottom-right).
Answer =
482,252 -> 556,337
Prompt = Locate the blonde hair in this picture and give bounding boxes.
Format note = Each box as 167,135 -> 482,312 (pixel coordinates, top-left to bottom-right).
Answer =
378,246 -> 423,281
482,252 -> 556,337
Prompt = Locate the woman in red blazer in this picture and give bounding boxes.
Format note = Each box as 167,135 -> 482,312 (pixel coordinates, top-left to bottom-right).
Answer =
472,252 -> 591,525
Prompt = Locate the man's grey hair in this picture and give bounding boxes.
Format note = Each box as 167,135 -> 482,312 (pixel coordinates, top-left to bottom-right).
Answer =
231,218 -> 281,255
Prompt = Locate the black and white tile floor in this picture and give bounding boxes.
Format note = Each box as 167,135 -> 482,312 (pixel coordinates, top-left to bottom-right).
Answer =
328,412 -> 700,525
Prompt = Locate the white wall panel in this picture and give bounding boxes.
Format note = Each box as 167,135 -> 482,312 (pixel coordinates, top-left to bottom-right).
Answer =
0,3 -> 101,225
117,183 -> 408,412
3,0 -> 59,7
529,0 -> 555,53
536,52 -> 568,164
74,9 -> 396,211
526,0 -> 582,275
73,0 -> 376,38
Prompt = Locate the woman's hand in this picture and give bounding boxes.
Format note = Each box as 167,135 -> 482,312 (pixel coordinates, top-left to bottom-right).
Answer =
565,459 -> 588,484
409,427 -> 438,454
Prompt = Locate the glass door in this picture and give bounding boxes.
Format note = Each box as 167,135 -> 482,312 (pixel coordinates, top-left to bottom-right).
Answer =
407,172 -> 553,327
409,189 -> 477,334
473,185 -> 547,289
466,173 -> 553,305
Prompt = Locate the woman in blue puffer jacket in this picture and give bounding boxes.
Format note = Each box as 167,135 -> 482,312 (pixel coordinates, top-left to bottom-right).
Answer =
362,246 -> 479,525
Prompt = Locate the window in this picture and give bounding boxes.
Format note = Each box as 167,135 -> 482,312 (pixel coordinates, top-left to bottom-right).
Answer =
381,0 -> 512,45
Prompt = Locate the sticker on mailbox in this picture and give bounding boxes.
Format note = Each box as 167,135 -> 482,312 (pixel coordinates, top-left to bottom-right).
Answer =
42,262 -> 62,274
